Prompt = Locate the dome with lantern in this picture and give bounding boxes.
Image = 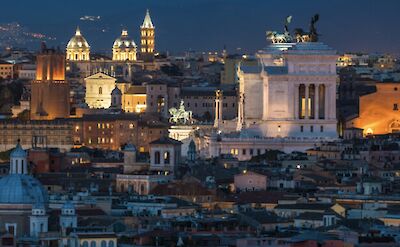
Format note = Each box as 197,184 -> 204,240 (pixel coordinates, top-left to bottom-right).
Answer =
0,141 -> 48,206
66,26 -> 91,61
113,30 -> 137,49
112,30 -> 137,61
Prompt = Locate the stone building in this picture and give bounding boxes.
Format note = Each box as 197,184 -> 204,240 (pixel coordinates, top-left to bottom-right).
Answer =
0,119 -> 73,152
346,82 -> 400,135
31,44 -> 70,120
122,85 -> 147,113
149,137 -> 182,172
84,72 -> 116,109
237,42 -> 338,138
72,114 -> 169,152
0,60 -> 14,79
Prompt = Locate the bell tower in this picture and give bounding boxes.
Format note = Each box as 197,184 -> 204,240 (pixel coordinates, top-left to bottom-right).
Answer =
140,9 -> 155,62
30,43 -> 70,120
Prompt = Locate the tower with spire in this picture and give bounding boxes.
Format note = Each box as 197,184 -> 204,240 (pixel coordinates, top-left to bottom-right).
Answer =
140,9 -> 155,62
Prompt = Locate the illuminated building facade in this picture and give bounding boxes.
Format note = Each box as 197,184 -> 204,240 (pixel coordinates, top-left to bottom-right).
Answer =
112,30 -> 137,61
66,26 -> 90,61
0,119 -> 73,152
237,42 -> 338,139
72,114 -> 169,152
30,44 -> 70,120
122,85 -> 147,113
0,60 -> 14,79
140,9 -> 155,62
201,41 -> 339,160
347,82 -> 400,135
84,72 -> 116,109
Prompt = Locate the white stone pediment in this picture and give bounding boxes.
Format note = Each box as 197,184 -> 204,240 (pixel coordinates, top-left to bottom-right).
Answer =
85,72 -> 116,80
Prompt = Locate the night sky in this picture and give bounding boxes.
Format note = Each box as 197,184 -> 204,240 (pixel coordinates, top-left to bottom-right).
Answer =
1,0 -> 400,55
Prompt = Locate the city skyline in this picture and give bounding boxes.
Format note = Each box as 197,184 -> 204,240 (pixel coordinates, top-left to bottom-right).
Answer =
1,0 -> 400,55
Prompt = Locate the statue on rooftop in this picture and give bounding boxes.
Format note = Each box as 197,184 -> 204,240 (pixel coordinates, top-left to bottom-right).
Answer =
266,15 -> 293,44
169,100 -> 193,125
294,14 -> 320,42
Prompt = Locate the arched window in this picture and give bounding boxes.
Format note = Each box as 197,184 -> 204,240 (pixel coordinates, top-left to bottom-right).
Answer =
101,240 -> 107,247
154,151 -> 160,164
108,241 -> 114,247
82,241 -> 89,247
99,87 -> 103,95
90,241 -> 96,247
164,151 -> 170,164
75,54 -> 78,60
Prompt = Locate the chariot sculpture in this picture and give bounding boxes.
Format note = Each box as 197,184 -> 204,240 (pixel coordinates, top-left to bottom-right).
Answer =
267,14 -> 320,44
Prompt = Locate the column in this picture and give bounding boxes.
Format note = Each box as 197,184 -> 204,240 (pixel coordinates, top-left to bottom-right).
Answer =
294,84 -> 299,119
325,84 -> 330,120
214,90 -> 223,128
330,84 -> 336,119
236,93 -> 243,130
315,84 -> 319,120
305,84 -> 309,119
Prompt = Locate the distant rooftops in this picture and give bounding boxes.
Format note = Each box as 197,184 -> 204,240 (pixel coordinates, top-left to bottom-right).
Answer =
150,136 -> 182,145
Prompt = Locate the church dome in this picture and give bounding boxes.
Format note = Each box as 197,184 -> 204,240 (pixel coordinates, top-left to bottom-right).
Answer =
67,26 -> 90,50
113,30 -> 137,49
0,174 -> 48,205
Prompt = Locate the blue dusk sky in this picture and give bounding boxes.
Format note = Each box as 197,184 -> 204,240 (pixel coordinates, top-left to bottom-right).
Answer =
1,0 -> 399,55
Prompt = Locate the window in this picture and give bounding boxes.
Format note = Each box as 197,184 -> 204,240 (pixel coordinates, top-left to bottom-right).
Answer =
82,241 -> 89,247
90,241 -> 96,247
310,126 -> 314,132
155,151 -> 160,164
320,125 -> 324,132
101,241 -> 107,247
242,149 -> 246,155
300,125 -> 304,132
394,104 -> 398,111
164,151 -> 170,164
99,87 -> 103,95
5,223 -> 16,236
250,149 -> 254,155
